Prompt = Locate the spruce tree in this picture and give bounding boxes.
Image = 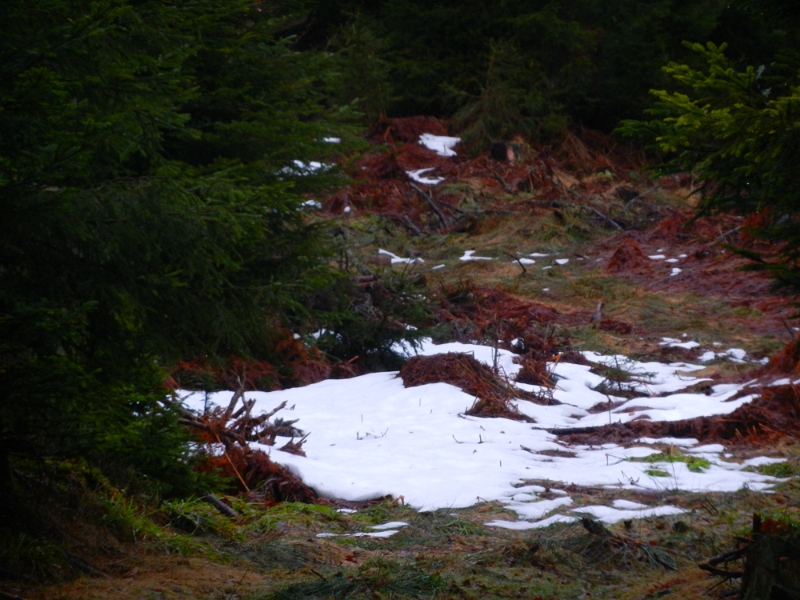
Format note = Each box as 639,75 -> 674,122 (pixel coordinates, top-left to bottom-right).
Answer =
0,0 -> 352,499
619,41 -> 800,297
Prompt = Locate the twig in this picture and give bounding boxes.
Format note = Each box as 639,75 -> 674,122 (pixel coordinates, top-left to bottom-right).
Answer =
212,429 -> 250,491
410,182 -> 450,228
712,225 -> 741,245
698,563 -> 744,579
780,316 -> 797,342
540,425 -> 605,435
494,172 -> 516,194
401,214 -> 422,236
578,205 -> 623,230
503,251 -> 527,274
202,494 -> 240,518
226,567 -> 250,600
223,387 -> 244,422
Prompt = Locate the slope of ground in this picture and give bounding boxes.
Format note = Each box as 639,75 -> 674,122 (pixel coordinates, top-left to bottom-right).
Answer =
7,119 -> 800,600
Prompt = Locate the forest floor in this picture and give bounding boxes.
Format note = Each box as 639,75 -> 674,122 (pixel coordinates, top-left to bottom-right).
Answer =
9,118 -> 800,600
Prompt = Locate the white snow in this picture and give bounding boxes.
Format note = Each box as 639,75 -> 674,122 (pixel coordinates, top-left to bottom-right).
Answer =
316,529 -> 403,539
460,250 -> 492,261
660,337 -> 700,350
378,249 -> 424,265
648,255 -> 666,260
670,268 -> 682,276
419,133 -> 461,157
726,348 -> 747,361
573,504 -> 686,524
555,258 -> 570,265
369,521 -> 409,530
181,339 -> 783,530
281,160 -> 332,176
406,168 -> 444,185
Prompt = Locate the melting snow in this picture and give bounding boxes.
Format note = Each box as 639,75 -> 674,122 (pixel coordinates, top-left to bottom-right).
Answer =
419,133 -> 461,157
370,521 -> 409,531
407,168 -> 444,185
660,337 -> 700,350
281,160 -> 332,176
378,249 -> 424,265
182,338 -> 784,530
460,250 -> 492,261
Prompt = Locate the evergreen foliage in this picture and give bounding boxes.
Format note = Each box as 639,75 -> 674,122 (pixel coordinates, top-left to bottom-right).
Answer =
0,0 -> 354,499
305,0 -> 737,141
619,41 -> 800,296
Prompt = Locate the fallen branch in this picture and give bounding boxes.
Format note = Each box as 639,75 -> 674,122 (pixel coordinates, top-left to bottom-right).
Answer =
503,251 -> 528,275
222,387 -> 244,422
541,425 -> 605,435
494,172 -> 516,195
699,563 -> 744,579
410,182 -> 450,228
401,214 -> 422,236
578,205 -> 623,230
712,225 -> 742,245
202,494 -> 240,518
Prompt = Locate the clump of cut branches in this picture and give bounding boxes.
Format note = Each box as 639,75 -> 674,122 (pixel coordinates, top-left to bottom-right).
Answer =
399,353 -> 551,421
169,388 -> 316,501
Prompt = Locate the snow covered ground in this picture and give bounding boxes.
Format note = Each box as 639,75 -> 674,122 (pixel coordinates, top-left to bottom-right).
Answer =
181,339 -> 785,530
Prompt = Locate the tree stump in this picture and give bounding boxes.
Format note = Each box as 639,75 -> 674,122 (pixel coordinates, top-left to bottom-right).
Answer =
740,532 -> 800,600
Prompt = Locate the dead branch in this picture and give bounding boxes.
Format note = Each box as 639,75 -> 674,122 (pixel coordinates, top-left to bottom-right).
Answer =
698,563 -> 745,579
712,225 -> 742,245
279,433 -> 310,456
541,425 -> 605,435
222,387 -> 244,422
231,398 -> 256,421
410,182 -> 450,228
494,172 -> 516,195
578,205 -> 623,230
401,214 -> 422,236
503,251 -> 527,274
202,494 -> 240,518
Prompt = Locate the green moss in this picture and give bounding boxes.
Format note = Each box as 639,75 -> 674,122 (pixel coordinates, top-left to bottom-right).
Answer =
631,451 -> 711,473
645,468 -> 671,477
756,461 -> 797,478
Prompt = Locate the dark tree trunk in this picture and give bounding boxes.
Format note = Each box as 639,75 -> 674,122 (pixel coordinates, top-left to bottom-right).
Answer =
740,532 -> 800,600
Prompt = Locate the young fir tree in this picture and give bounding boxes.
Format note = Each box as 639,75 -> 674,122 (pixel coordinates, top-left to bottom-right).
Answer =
0,0 -> 354,502
619,41 -> 800,297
